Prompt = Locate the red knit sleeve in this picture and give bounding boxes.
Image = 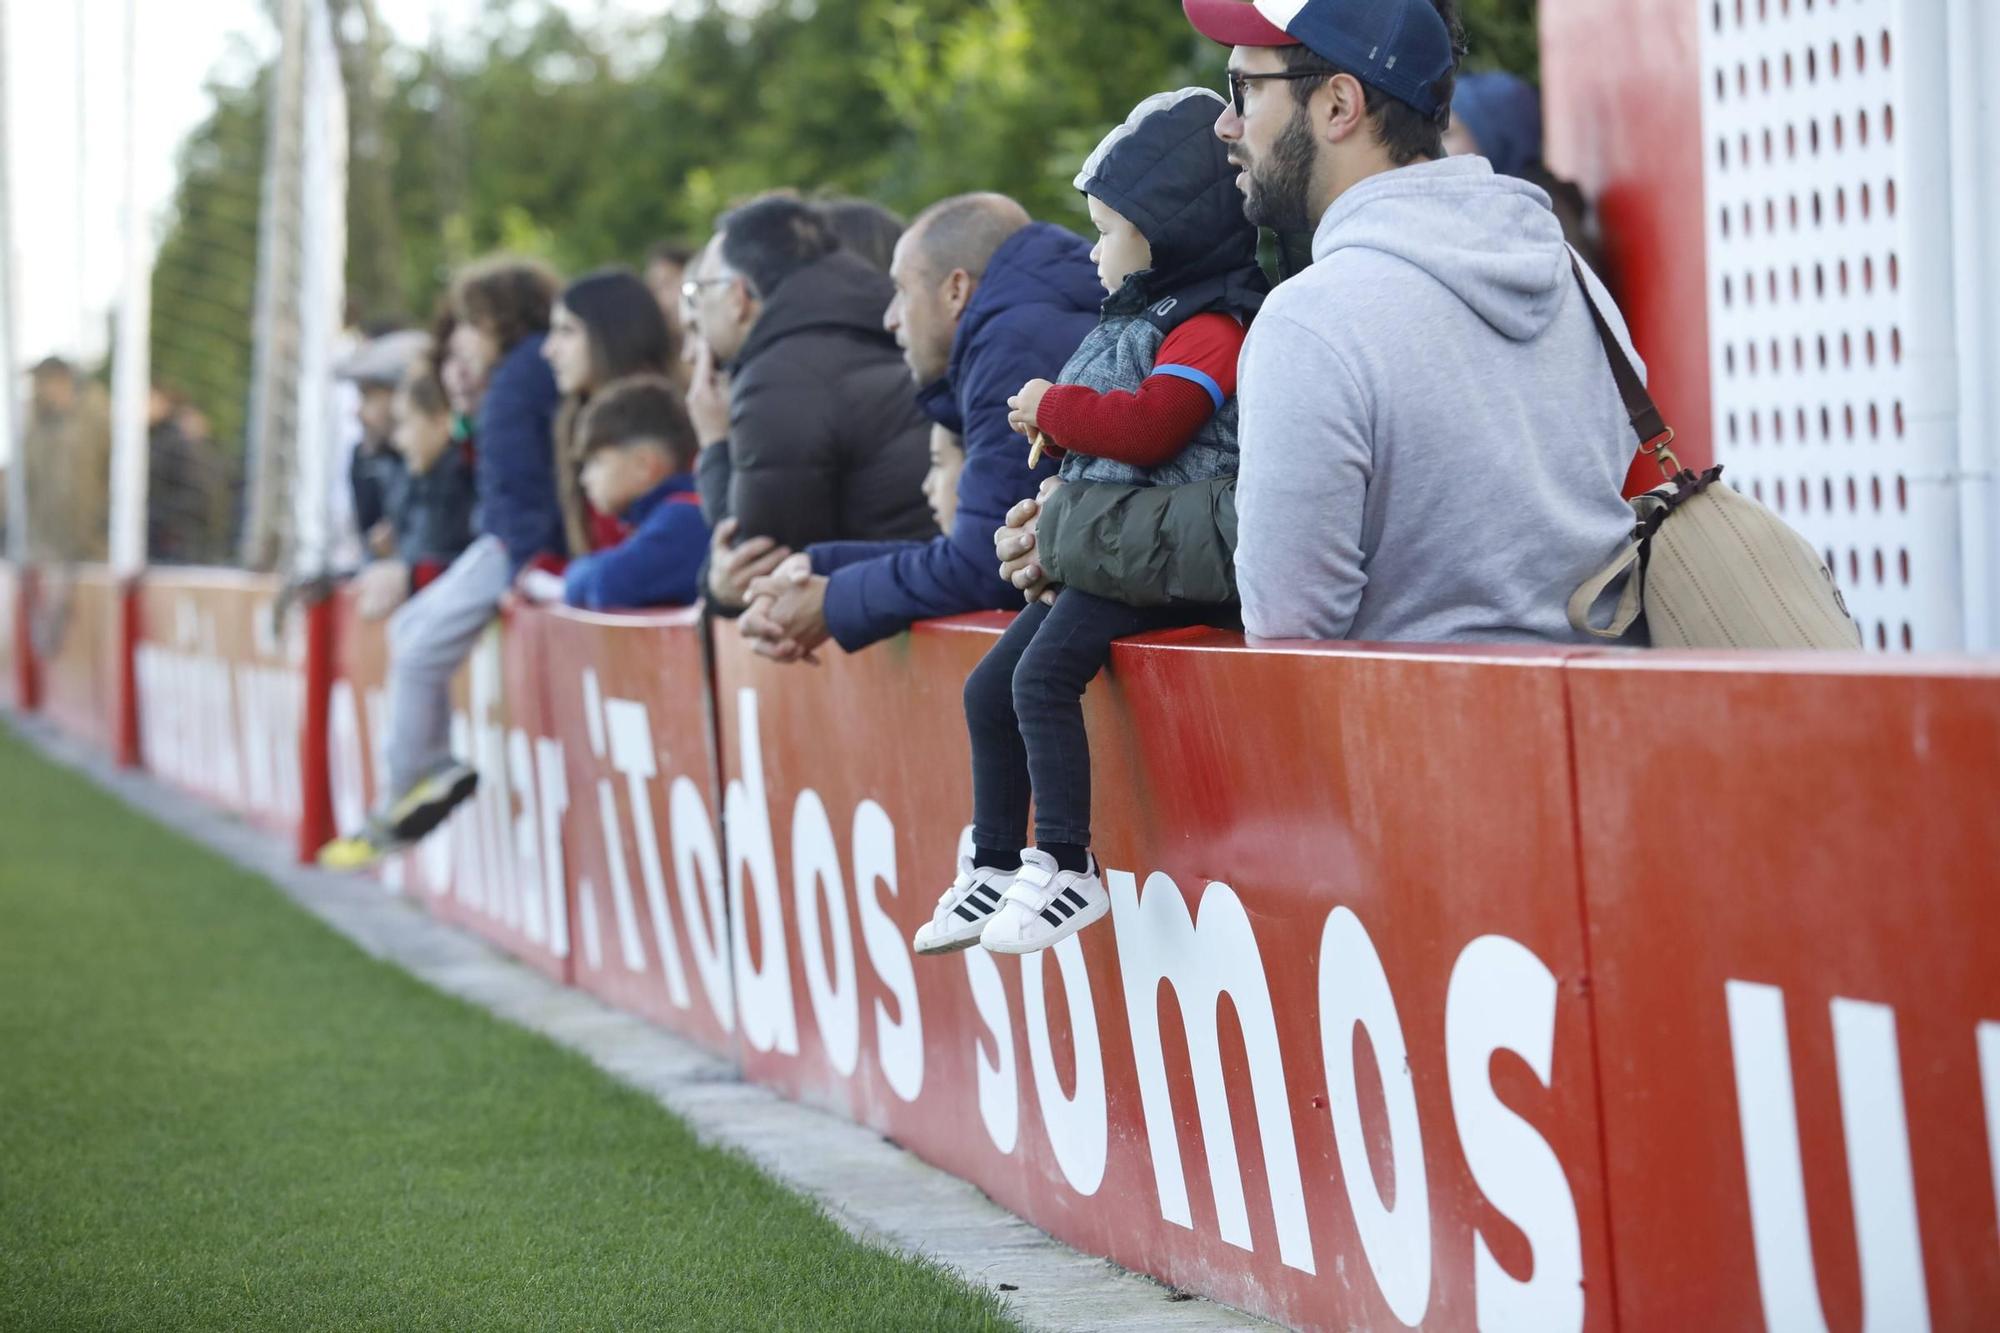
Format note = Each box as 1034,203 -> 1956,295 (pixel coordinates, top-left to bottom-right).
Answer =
1151,311 -> 1245,400
1034,313 -> 1247,468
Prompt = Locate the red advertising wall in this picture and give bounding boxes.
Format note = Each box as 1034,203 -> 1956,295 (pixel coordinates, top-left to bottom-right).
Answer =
0,561 -> 20,710
325,592 -> 570,983
15,565 -> 2000,1329
1541,0 -> 1713,483
1569,653 -> 2000,1332
327,589 -> 429,884
538,604 -> 735,1054
324,595 -> 748,1048
35,566 -> 122,752
711,621 -> 1618,1331
130,571 -> 305,837
418,607 -> 572,982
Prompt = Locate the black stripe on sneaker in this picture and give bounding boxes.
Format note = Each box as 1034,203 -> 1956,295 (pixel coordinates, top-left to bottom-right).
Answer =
1060,887 -> 1087,910
954,903 -> 982,922
971,883 -> 1001,907
1039,907 -> 1064,927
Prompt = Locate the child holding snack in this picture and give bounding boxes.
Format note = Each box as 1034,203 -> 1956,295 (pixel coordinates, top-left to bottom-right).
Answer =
913,89 -> 1267,957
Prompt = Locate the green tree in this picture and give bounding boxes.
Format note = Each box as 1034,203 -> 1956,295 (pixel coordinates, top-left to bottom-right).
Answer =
149,0 -> 1545,463
148,72 -> 267,466
1460,0 -> 1540,76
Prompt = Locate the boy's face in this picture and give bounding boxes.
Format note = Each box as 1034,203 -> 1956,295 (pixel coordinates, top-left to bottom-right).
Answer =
358,385 -> 397,444
922,424 -> 965,534
581,440 -> 673,518
392,391 -> 452,474
1086,195 -> 1152,295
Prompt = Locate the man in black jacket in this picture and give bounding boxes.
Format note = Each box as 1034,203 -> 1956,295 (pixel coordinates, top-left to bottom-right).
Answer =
684,196 -> 934,609
737,193 -> 1105,662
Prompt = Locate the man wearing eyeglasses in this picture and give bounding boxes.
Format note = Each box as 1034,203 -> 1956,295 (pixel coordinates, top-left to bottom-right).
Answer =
1007,0 -> 1645,647
679,195 -> 937,611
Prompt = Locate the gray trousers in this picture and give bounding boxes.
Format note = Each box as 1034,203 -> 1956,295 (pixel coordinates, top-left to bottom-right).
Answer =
382,535 -> 513,802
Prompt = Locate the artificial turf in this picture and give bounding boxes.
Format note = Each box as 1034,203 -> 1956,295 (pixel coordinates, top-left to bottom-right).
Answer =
0,724 -> 1017,1331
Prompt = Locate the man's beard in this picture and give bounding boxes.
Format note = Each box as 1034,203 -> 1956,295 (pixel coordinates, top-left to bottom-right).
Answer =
1240,107 -> 1319,233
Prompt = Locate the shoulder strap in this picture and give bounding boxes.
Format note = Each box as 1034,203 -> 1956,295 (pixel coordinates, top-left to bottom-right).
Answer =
1568,252 -> 1681,477
1566,537 -> 1647,638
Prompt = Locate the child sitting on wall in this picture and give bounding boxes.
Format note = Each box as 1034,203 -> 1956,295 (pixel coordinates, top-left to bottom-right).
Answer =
543,374 -> 710,612
351,357 -> 479,621
913,88 -> 1266,957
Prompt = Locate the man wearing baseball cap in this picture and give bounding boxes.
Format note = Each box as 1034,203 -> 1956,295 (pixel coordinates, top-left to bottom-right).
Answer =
1202,0 -> 1646,642
1017,0 -> 1646,646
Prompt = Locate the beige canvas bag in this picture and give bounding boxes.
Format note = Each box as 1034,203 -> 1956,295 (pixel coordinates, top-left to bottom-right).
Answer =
1566,258 -> 1862,649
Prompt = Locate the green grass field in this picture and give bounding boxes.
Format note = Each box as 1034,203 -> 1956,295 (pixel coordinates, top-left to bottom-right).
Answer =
0,725 -> 1015,1331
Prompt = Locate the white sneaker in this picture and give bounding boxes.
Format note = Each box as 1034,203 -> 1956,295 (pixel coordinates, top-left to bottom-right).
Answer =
980,848 -> 1108,954
912,856 -> 1019,955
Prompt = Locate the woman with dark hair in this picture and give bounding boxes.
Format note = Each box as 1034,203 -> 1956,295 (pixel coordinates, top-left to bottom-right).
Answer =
543,267 -> 673,554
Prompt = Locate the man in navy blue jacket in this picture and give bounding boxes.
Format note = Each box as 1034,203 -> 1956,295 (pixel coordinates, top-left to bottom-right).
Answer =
740,194 -> 1100,659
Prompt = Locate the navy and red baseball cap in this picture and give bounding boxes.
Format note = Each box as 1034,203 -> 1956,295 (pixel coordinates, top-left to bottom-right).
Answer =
1183,0 -> 1456,118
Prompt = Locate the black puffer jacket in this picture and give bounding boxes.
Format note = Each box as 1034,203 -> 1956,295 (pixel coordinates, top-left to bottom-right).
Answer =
703,250 -> 933,549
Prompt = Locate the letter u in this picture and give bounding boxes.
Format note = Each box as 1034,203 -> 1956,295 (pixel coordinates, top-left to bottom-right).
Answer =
1725,981 -> 1931,1333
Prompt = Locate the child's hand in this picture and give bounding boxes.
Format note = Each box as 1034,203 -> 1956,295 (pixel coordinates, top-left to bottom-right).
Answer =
514,567 -> 566,606
1006,379 -> 1053,436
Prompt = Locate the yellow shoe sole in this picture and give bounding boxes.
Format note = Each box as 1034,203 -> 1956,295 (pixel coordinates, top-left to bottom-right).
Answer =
317,836 -> 389,871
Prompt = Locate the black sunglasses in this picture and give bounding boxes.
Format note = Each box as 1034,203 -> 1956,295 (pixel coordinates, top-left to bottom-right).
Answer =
1226,69 -> 1331,117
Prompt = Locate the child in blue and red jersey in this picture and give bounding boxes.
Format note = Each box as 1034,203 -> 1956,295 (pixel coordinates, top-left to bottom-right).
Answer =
557,374 -> 710,612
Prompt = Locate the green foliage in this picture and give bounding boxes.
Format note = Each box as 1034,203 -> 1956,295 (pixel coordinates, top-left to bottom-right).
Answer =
1459,0 -> 1540,76
151,0 -> 1540,443
148,72 -> 267,463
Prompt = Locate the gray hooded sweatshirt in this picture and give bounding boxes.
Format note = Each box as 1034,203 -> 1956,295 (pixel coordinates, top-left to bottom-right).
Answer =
1234,155 -> 1642,643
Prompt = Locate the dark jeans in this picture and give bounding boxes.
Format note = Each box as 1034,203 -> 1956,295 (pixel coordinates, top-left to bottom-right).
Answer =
964,589 -> 1207,852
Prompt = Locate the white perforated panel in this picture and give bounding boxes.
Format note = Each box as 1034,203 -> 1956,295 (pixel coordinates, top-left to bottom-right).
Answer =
1699,0 -> 1963,651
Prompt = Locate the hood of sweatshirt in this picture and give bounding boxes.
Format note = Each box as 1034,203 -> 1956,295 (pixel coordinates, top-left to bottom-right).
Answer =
1312,155 -> 1571,343
733,249 -> 900,370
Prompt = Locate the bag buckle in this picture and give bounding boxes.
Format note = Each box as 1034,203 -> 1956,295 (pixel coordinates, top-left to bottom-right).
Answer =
1641,427 -> 1683,480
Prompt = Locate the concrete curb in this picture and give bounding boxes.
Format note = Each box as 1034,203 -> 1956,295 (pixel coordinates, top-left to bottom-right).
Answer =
6,715 -> 1276,1333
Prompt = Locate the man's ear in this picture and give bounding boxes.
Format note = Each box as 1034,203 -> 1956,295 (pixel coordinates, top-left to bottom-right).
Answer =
1319,71 -> 1371,146
943,268 -> 977,320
